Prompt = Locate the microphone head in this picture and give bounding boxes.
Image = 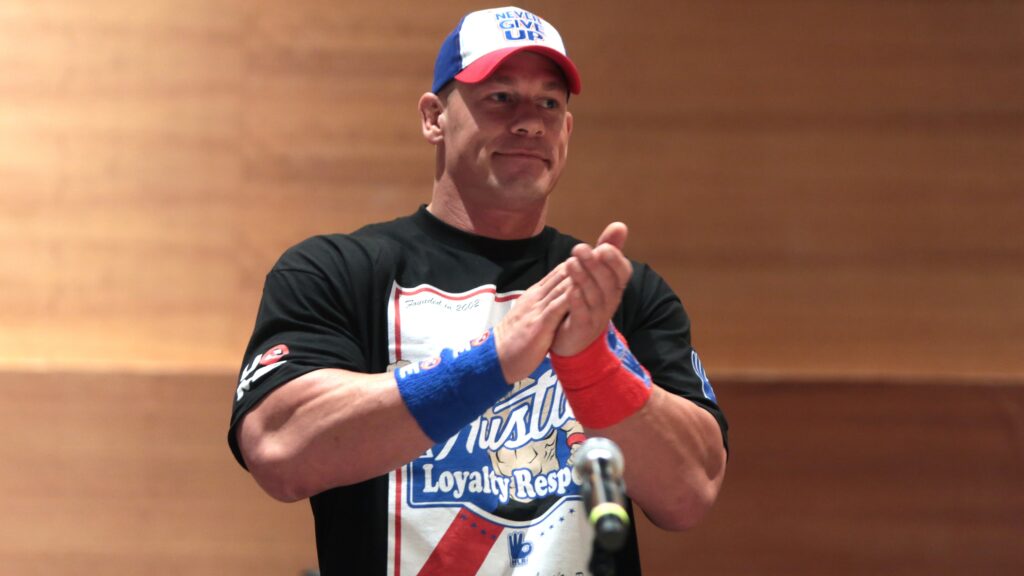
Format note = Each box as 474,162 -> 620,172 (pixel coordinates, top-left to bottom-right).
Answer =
573,437 -> 624,478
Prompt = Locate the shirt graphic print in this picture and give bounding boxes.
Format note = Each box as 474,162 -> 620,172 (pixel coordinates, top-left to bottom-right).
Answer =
385,281 -> 594,575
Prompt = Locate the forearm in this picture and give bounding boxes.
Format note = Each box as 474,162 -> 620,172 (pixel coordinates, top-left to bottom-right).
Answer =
598,386 -> 727,530
237,368 -> 432,502
238,265 -> 574,502
547,223 -> 727,528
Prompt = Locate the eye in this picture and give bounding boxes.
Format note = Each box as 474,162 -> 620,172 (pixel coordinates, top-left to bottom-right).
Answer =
540,98 -> 561,110
489,92 -> 513,103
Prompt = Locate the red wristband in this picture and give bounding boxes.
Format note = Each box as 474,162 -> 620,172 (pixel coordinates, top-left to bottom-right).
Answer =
566,432 -> 587,448
550,323 -> 653,429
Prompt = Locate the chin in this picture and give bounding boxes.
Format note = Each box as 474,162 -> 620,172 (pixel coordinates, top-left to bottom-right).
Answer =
488,178 -> 552,203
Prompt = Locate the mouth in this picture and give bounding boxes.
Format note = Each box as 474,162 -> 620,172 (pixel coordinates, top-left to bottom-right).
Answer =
494,150 -> 550,166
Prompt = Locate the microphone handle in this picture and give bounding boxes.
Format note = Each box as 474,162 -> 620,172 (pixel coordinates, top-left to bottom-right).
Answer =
588,459 -> 630,551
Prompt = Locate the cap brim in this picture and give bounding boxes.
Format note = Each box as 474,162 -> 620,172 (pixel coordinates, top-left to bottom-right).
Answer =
454,46 -> 582,95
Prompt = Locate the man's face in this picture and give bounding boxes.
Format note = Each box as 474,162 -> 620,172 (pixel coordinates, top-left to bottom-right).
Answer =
439,51 -> 574,207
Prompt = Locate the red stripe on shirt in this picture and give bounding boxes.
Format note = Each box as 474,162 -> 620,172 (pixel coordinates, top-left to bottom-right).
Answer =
416,507 -> 503,575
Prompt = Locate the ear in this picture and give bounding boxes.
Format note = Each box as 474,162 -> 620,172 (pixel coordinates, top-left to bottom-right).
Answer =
565,110 -> 574,138
418,92 -> 445,144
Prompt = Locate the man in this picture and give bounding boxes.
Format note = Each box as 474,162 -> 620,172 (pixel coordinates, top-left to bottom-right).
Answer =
228,6 -> 727,575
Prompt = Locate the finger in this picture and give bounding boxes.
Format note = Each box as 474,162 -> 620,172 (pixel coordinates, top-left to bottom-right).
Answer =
529,276 -> 573,335
570,241 -> 592,260
565,252 -> 602,307
593,244 -> 633,288
570,243 -> 608,292
521,264 -> 569,309
536,286 -> 577,336
569,242 -> 606,307
563,285 -> 600,334
595,222 -> 628,251
538,274 -> 573,308
535,261 -> 569,290
568,285 -> 593,318
540,289 -> 572,332
579,245 -> 626,301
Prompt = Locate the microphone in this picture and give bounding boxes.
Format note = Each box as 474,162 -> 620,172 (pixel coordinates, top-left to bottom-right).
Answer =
574,437 -> 630,552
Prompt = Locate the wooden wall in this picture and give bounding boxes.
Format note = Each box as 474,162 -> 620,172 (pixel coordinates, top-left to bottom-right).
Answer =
639,378 -> 1024,576
3,371 -> 1021,575
2,0 -> 1020,378
1,1 -> 1021,574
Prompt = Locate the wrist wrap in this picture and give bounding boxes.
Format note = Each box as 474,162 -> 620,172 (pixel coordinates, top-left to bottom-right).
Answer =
550,323 -> 653,429
395,330 -> 509,443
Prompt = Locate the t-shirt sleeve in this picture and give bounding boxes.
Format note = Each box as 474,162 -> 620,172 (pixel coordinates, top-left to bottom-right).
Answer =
616,262 -> 729,452
227,236 -> 374,468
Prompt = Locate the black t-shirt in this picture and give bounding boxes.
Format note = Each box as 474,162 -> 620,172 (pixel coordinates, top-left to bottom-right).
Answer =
229,206 -> 728,575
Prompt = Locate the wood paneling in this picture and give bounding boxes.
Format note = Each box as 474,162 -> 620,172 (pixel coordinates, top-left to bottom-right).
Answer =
0,0 -> 1021,378
1,2 -> 1022,571
0,370 -> 315,576
638,378 -> 1024,576
548,1 -> 1024,380
2,371 -> 1021,575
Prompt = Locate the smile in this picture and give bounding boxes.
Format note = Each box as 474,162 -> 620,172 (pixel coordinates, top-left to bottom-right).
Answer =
494,151 -> 550,165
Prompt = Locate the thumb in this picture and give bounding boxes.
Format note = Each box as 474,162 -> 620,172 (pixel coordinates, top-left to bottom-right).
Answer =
596,222 -> 628,251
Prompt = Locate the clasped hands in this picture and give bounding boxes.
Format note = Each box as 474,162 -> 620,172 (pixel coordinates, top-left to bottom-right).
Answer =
493,222 -> 632,384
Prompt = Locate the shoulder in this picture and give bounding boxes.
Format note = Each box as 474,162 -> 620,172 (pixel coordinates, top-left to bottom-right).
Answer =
625,259 -> 678,301
272,214 -> 418,277
628,260 -> 669,291
618,259 -> 690,333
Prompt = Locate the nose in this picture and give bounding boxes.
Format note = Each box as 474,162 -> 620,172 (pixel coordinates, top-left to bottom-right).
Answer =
510,102 -> 545,137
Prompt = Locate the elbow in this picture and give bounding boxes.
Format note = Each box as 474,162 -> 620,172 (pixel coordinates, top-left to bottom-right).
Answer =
240,436 -> 316,503
644,454 -> 727,532
645,479 -> 721,532
253,463 -> 312,504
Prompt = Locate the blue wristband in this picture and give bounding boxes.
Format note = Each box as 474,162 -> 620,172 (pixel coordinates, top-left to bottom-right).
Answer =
394,331 -> 509,443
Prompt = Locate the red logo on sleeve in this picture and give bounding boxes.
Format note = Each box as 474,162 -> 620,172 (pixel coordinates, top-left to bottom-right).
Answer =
259,344 -> 290,366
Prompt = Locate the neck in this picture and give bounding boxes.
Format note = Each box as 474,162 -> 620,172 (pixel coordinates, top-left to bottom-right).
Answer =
427,181 -> 548,240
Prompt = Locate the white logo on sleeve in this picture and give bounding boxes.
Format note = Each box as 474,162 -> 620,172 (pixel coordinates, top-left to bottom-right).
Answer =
235,344 -> 289,400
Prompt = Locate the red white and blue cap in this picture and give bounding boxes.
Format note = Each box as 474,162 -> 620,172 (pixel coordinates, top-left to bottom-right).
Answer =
432,6 -> 582,95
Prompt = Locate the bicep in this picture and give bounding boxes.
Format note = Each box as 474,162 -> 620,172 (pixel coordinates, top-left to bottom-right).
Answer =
237,367 -> 429,499
237,368 -> 365,464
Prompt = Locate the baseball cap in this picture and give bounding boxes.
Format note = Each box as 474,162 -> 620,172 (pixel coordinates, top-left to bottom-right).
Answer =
432,6 -> 582,95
